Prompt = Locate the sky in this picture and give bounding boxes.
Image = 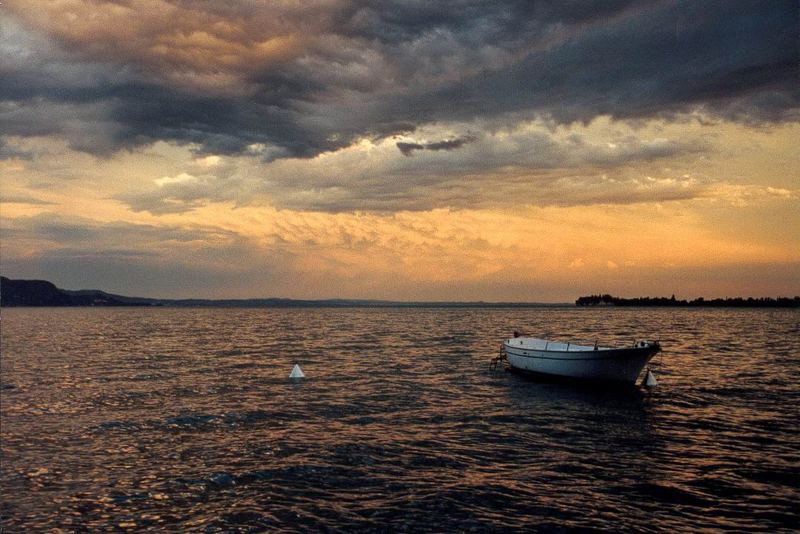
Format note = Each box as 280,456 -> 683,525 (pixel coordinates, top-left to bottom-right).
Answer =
1,0 -> 798,302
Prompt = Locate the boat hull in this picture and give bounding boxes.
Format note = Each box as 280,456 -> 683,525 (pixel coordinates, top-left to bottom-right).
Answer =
503,340 -> 659,384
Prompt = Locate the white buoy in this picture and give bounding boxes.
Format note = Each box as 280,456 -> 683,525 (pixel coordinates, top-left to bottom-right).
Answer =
645,369 -> 658,387
289,363 -> 305,379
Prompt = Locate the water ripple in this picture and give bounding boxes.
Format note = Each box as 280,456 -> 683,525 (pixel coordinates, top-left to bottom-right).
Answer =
1,307 -> 798,531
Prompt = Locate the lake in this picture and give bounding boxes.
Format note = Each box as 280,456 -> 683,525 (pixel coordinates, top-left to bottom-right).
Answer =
1,307 -> 798,531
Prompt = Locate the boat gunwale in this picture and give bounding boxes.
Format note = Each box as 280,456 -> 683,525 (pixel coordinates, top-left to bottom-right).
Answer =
504,344 -> 658,361
503,338 -> 659,356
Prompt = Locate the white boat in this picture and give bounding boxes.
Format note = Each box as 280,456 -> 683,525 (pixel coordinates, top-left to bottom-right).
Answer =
501,336 -> 661,384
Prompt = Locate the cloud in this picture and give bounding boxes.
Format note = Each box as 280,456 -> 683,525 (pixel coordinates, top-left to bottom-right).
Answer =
0,194 -> 56,205
0,211 -> 279,295
702,183 -> 799,207
0,137 -> 33,160
1,212 -> 237,245
116,155 -> 244,214
113,121 -> 720,213
410,1 -> 799,126
1,1 -> 796,159
3,206 -> 797,300
98,117 -> 800,215
396,135 -> 476,156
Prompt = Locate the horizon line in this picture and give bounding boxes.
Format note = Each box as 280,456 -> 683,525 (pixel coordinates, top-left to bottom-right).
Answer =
2,276 -> 799,307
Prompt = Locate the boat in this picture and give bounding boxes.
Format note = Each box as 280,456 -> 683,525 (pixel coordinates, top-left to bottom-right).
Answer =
500,335 -> 661,384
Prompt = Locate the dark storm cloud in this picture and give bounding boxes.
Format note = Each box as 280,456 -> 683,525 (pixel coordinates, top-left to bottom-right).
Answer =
335,1 -> 650,47
397,136 -> 476,156
387,1 -> 799,127
1,1 -> 797,158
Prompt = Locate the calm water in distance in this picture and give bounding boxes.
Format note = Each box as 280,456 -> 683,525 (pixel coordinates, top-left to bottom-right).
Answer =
1,307 -> 798,532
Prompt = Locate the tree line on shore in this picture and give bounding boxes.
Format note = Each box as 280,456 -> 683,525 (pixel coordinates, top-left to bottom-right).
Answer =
575,294 -> 800,308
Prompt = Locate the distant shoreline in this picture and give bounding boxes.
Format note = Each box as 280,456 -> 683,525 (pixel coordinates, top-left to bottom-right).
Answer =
0,276 -> 566,308
576,294 -> 799,308
1,277 -> 797,308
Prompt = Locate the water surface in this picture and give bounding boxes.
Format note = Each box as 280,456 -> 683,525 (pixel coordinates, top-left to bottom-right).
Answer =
2,307 -> 798,531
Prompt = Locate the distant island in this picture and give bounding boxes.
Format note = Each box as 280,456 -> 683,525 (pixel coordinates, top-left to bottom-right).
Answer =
576,294 -> 799,308
0,276 -> 559,308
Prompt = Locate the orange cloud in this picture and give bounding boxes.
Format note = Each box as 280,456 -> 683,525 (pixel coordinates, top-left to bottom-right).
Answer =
7,0 -> 313,93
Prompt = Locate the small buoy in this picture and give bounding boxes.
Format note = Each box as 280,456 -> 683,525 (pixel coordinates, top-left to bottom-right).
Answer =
289,363 -> 305,379
644,369 -> 658,387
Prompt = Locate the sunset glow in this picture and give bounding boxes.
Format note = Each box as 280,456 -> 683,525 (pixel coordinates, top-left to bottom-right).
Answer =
1,1 -> 797,300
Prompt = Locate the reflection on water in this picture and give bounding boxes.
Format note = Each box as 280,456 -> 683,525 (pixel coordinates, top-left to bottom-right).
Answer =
1,307 -> 798,531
